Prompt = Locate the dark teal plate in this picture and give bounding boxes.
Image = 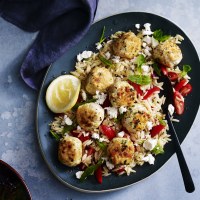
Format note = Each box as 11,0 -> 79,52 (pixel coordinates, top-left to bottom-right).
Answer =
36,12 -> 200,192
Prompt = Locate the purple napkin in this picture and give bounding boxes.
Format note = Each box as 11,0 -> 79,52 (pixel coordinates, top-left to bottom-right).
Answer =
0,0 -> 98,90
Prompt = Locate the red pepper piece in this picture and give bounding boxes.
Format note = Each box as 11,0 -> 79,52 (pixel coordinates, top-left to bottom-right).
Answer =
100,125 -> 116,140
95,166 -> 102,184
180,83 -> 192,97
71,131 -> 90,142
174,79 -> 188,91
174,91 -> 184,115
128,81 -> 143,96
102,95 -> 111,108
150,124 -> 165,137
87,147 -> 95,155
143,86 -> 160,100
167,72 -> 179,81
160,65 -> 168,75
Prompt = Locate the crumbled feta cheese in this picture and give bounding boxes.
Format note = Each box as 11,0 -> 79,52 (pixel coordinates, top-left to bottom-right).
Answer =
96,42 -> 102,50
76,171 -> 84,179
146,121 -> 153,130
135,24 -> 140,29
119,106 -> 127,114
104,107 -> 118,119
144,23 -> 151,31
141,65 -> 149,72
64,115 -> 73,125
106,160 -> 114,170
105,51 -> 111,59
94,91 -> 107,105
142,30 -> 153,36
77,125 -> 82,130
142,154 -> 155,165
77,51 -> 93,61
144,48 -> 152,57
112,56 -> 120,63
99,137 -> 109,143
117,131 -> 125,137
151,37 -> 159,48
81,89 -> 87,101
143,36 -> 152,44
143,138 -> 157,150
168,104 -> 175,116
92,133 -> 100,140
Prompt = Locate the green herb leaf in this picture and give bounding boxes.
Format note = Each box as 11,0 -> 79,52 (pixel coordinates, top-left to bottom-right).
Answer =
152,144 -> 164,155
96,141 -> 107,151
181,65 -> 191,77
136,55 -> 146,73
62,123 -> 77,134
152,63 -> 161,76
98,54 -> 113,67
128,75 -> 152,85
80,159 -> 103,182
72,98 -> 97,110
153,29 -> 171,42
99,26 -> 106,44
50,130 -> 60,141
159,119 -> 166,126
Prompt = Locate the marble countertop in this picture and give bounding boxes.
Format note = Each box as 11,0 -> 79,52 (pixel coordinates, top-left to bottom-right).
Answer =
0,0 -> 200,199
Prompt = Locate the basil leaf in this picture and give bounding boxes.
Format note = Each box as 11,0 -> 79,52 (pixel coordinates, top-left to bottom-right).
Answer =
152,63 -> 161,76
98,54 -> 113,67
50,130 -> 60,141
72,98 -> 97,110
96,141 -> 107,151
128,75 -> 152,85
181,65 -> 191,77
99,26 -> 106,44
80,159 -> 103,181
152,144 -> 164,155
153,29 -> 170,42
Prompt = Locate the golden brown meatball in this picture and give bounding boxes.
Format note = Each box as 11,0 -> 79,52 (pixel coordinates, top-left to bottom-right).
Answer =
76,103 -> 104,131
58,136 -> 82,167
109,81 -> 136,107
153,39 -> 182,68
85,66 -> 114,95
122,104 -> 152,133
107,137 -> 135,165
112,32 -> 142,59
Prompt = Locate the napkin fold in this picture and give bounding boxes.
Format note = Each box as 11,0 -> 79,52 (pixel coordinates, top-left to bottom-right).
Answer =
0,0 -> 98,90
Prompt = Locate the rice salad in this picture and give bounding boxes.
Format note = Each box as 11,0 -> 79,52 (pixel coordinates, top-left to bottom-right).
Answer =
48,23 -> 192,183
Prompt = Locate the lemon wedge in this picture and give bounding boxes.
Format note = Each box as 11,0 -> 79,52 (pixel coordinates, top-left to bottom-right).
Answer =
46,75 -> 81,113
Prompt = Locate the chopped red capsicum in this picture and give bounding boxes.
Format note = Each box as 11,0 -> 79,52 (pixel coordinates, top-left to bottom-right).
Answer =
95,166 -> 102,184
174,79 -> 188,91
128,81 -> 143,96
143,86 -> 160,100
71,131 -> 90,142
180,83 -> 192,97
100,125 -> 116,140
174,90 -> 184,115
160,65 -> 168,75
87,147 -> 95,155
150,124 -> 165,137
167,72 -> 179,81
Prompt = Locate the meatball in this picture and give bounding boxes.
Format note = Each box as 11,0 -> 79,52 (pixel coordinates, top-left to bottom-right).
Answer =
109,81 -> 136,107
112,32 -> 142,59
76,103 -> 104,131
58,136 -> 82,167
107,137 -> 135,165
85,67 -> 114,95
153,39 -> 182,68
122,104 -> 152,133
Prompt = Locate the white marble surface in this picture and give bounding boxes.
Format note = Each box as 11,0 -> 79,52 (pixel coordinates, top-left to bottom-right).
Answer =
0,0 -> 200,199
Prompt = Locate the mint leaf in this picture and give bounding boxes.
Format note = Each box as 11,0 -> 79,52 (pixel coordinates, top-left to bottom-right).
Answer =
153,29 -> 170,42
80,159 -> 103,181
152,63 -> 161,76
152,144 -> 164,155
98,54 -> 113,67
136,55 -> 146,73
181,65 -> 191,77
99,26 -> 106,44
128,75 -> 152,85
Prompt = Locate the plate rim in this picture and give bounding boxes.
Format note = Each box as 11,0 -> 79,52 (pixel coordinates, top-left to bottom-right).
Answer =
36,11 -> 200,193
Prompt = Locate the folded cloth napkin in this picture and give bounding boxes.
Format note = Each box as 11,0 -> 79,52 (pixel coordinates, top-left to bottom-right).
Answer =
0,0 -> 98,90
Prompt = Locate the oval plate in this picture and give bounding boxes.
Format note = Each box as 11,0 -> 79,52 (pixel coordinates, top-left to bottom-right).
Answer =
36,12 -> 200,192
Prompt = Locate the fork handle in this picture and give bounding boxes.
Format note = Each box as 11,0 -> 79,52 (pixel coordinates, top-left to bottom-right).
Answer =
166,113 -> 195,193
